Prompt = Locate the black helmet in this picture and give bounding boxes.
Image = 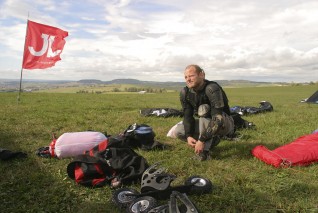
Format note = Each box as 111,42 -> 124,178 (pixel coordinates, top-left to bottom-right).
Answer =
141,162 -> 176,193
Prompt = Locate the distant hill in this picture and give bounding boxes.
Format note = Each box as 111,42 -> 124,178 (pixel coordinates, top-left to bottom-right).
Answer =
100,78 -> 283,88
78,79 -> 103,84
0,78 -> 289,92
84,78 -> 279,87
107,78 -> 150,85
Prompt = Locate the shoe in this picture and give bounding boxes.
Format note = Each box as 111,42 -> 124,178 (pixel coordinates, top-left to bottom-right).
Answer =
210,136 -> 220,147
244,121 -> 256,129
223,132 -> 243,141
198,151 -> 210,161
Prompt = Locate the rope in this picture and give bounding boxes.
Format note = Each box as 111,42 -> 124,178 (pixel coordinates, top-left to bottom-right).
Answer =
267,149 -> 292,168
267,148 -> 315,176
280,158 -> 292,168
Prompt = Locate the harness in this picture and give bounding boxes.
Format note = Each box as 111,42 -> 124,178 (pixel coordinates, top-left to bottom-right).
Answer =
181,80 -> 230,116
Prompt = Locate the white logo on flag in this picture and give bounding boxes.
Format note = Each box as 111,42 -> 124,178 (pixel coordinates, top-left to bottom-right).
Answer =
28,33 -> 62,57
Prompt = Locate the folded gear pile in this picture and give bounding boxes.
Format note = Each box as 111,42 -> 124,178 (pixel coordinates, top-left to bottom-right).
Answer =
252,132 -> 318,168
67,138 -> 149,187
230,101 -> 273,116
140,108 -> 183,117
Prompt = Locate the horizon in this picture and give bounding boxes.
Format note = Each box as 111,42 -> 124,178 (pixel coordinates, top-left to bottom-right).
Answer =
0,77 -> 308,84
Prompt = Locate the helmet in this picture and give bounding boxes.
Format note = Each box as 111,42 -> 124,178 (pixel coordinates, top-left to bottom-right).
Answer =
141,162 -> 175,193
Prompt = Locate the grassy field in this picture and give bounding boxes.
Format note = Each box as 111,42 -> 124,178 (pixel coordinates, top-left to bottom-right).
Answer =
0,85 -> 318,213
35,83 -> 155,93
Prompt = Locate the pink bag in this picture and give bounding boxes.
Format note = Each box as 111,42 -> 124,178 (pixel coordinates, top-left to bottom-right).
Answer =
50,131 -> 107,158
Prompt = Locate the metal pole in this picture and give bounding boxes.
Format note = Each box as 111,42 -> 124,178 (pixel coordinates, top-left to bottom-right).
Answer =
17,13 -> 29,103
17,67 -> 23,102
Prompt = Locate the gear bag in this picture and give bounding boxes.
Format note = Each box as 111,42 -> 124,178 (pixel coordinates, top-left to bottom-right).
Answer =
36,131 -> 107,158
230,101 -> 273,116
54,131 -> 107,158
122,123 -> 158,150
67,138 -> 149,187
140,108 -> 184,117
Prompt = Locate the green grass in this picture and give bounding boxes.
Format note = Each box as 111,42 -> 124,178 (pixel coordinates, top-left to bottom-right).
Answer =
0,85 -> 318,213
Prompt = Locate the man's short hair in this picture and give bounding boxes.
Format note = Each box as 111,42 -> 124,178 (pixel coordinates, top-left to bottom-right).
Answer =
185,64 -> 204,74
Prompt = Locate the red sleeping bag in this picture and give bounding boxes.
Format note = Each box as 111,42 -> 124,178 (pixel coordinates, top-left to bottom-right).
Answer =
252,132 -> 318,167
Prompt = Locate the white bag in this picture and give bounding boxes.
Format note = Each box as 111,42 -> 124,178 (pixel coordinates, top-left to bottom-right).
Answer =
52,131 -> 107,158
167,121 -> 182,138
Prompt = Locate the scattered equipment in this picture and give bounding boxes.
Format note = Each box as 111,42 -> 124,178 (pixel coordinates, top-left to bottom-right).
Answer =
112,163 -> 212,212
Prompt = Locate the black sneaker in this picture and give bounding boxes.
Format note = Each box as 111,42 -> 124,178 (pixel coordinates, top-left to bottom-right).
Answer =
223,132 -> 243,141
211,136 -> 221,147
198,151 -> 210,161
244,121 -> 256,129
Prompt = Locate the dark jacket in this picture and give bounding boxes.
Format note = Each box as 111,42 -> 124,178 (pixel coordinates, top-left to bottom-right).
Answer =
180,80 -> 231,138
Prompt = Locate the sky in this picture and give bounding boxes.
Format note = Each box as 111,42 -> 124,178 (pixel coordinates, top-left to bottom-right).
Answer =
0,0 -> 318,83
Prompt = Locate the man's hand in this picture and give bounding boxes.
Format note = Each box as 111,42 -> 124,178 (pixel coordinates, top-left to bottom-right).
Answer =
187,137 -> 197,148
195,140 -> 204,154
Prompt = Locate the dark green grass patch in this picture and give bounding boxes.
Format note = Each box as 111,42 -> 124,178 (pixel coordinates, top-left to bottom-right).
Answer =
0,85 -> 318,212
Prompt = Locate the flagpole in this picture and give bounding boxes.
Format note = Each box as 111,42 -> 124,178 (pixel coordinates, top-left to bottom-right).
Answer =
18,13 -> 29,103
17,67 -> 23,102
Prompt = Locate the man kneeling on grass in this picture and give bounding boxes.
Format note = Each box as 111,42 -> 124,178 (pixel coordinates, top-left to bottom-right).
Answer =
174,64 -> 235,161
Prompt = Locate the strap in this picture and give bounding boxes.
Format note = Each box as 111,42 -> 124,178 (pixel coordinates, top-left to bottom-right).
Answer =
169,191 -> 199,213
49,138 -> 57,157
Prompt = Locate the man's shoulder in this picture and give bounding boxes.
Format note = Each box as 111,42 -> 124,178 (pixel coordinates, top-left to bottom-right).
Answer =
180,86 -> 189,92
205,80 -> 221,91
180,86 -> 189,97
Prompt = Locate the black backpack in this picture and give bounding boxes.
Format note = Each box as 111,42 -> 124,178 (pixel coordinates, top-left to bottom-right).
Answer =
66,139 -> 149,188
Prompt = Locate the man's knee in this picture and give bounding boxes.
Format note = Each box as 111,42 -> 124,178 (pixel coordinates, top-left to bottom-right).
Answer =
198,104 -> 210,118
200,113 -> 234,137
214,113 -> 235,136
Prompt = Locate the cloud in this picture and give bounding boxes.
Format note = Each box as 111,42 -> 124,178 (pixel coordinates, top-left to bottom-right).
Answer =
0,0 -> 317,82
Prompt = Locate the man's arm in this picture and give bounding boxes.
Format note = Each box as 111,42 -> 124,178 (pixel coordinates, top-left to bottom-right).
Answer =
205,83 -> 225,117
180,87 -> 195,138
204,83 -> 227,134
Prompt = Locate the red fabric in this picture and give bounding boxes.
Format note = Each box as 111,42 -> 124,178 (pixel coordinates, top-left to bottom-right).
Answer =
49,138 -> 57,157
74,164 -> 84,184
252,132 -> 318,167
22,20 -> 68,69
251,145 -> 283,168
74,163 -> 109,186
88,139 -> 108,156
98,139 -> 108,151
91,178 -> 108,186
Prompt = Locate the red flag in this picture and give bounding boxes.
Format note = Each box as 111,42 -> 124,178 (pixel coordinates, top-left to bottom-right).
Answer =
22,20 -> 68,69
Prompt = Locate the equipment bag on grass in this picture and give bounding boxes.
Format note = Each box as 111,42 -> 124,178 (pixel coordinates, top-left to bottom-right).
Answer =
51,131 -> 107,158
252,132 -> 318,168
122,123 -> 158,150
67,138 -> 149,187
140,108 -> 184,117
